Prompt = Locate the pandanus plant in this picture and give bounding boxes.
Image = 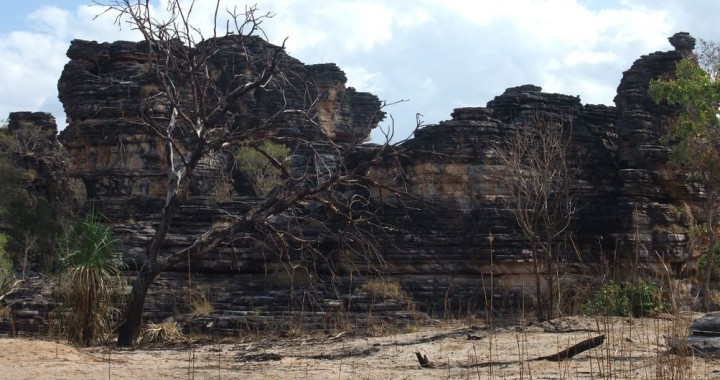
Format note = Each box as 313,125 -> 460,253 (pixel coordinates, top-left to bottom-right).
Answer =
57,212 -> 125,346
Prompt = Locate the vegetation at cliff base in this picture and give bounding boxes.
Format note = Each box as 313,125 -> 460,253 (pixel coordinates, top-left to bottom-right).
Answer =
581,280 -> 665,317
649,40 -> 720,310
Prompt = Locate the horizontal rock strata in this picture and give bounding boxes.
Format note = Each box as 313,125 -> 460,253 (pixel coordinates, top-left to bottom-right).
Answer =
1,32 -> 708,336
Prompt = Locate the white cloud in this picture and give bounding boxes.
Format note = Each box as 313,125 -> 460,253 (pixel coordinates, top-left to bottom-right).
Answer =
0,30 -> 66,121
0,0 -> 711,142
0,3 -> 142,126
27,6 -> 71,36
343,66 -> 385,94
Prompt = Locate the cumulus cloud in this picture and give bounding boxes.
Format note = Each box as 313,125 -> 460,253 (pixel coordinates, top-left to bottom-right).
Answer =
0,0 -> 711,142
0,4 -> 138,126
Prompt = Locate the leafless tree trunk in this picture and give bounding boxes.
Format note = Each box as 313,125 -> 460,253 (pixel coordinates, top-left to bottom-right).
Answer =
493,113 -> 579,320
97,0 -> 405,346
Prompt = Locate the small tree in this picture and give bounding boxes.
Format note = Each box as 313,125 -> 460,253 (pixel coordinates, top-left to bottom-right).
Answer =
95,0 -> 399,346
649,41 -> 720,310
493,114 -> 579,320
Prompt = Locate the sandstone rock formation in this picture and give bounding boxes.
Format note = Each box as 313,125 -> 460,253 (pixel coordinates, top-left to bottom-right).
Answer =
0,32 -> 708,335
57,36 -> 384,211
5,112 -> 84,208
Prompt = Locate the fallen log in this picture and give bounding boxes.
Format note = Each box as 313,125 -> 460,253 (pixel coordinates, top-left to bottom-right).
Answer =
535,335 -> 605,362
415,352 -> 434,368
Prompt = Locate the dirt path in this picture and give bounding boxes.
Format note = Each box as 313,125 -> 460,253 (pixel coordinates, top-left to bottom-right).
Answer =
1,315 -> 717,379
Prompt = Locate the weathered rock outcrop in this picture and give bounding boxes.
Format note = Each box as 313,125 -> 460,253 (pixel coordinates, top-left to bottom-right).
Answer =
1,32 -> 709,336
366,86 -> 622,314
612,32 -> 697,272
364,33 -> 700,315
5,112 -> 84,208
57,36 -> 384,214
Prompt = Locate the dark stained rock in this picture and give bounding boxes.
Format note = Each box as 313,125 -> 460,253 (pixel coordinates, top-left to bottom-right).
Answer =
5,112 -> 85,209
57,36 -> 385,210
668,32 -> 696,52
1,32 -> 711,336
670,313 -> 720,356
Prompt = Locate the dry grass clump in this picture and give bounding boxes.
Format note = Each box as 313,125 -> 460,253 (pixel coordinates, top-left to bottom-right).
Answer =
187,286 -> 214,318
138,321 -> 184,345
360,279 -> 408,302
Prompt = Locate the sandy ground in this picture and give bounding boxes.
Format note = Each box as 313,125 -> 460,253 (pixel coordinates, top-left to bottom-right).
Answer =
2,314 -> 719,380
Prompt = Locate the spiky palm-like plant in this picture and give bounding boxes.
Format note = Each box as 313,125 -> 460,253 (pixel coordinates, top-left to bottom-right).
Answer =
58,213 -> 125,346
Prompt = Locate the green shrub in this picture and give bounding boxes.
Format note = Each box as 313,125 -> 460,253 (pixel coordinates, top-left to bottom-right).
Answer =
581,279 -> 664,317
235,141 -> 290,196
0,233 -> 15,297
626,279 -> 665,317
697,243 -> 720,279
0,154 -> 64,273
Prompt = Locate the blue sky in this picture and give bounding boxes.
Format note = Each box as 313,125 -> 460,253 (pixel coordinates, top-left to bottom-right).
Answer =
1,0 -> 719,142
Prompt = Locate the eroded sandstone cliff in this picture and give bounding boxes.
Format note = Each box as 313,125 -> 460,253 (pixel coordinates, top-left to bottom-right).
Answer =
1,32 -> 707,335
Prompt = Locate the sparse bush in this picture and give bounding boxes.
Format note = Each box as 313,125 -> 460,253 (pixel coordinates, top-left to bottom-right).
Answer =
698,243 -> 720,279
360,279 -> 408,302
581,279 -> 665,317
627,279 -> 665,317
582,281 -> 628,317
0,233 -> 17,301
267,264 -> 314,288
0,234 -> 12,277
188,286 -> 214,318
0,155 -> 62,274
235,141 -> 290,196
138,84 -> 160,97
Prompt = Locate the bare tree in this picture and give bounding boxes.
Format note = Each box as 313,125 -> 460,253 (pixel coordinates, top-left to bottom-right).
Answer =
492,114 -> 579,320
95,0 -> 403,346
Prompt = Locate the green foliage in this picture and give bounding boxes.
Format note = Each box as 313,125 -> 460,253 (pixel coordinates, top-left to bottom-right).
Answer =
648,57 -> 720,184
649,44 -> 720,309
0,233 -> 15,296
0,233 -> 11,273
581,282 -> 627,317
627,280 -> 666,317
57,212 -> 126,346
0,234 -> 7,261
235,141 -> 291,196
0,144 -> 67,272
581,280 -> 665,317
0,122 -> 48,155
0,166 -> 60,272
697,243 -> 720,278
0,232 -> 18,308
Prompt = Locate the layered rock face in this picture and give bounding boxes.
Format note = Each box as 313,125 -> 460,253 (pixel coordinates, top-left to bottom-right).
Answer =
4,112 -> 85,211
368,86 -> 621,314
613,32 -> 698,271
1,33 -> 707,335
366,33 -> 699,316
57,36 -> 384,217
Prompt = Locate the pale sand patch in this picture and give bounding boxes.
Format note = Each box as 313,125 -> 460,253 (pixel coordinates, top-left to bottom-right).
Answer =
0,314 -> 717,379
